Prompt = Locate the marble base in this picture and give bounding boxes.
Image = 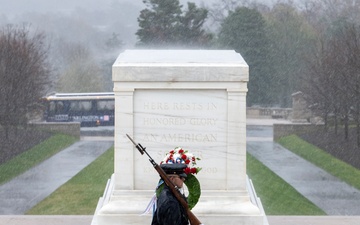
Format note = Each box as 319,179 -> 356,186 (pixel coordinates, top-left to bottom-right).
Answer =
93,177 -> 267,225
96,214 -> 264,225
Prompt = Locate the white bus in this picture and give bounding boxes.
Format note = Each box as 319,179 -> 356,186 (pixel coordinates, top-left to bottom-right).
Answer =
42,92 -> 115,126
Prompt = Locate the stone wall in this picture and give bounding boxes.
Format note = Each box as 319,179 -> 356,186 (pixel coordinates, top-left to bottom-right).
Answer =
247,107 -> 292,119
28,122 -> 80,138
273,123 -> 324,140
291,92 -> 312,123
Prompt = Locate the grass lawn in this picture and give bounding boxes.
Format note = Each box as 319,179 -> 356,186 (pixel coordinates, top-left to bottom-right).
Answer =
26,145 -> 325,215
22,133 -> 359,215
278,134 -> 360,191
247,153 -> 325,215
26,147 -> 114,215
0,133 -> 78,185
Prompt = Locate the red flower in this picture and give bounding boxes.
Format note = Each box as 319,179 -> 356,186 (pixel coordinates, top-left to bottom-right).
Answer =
181,154 -> 187,160
190,168 -> 197,174
169,150 -> 175,154
184,167 -> 191,174
178,149 -> 184,154
192,156 -> 196,162
185,159 -> 190,164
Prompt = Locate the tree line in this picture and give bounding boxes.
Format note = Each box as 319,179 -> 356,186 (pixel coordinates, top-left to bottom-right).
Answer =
135,0 -> 316,107
1,0 -> 360,145
136,0 -> 360,145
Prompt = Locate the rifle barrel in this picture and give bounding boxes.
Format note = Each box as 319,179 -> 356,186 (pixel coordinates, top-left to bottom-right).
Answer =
126,134 -> 144,155
126,134 -> 137,146
126,134 -> 203,225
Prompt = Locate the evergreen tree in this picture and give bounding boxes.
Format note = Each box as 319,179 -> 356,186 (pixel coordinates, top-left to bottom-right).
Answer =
136,0 -> 212,47
177,2 -> 213,47
266,3 -> 316,107
218,7 -> 275,106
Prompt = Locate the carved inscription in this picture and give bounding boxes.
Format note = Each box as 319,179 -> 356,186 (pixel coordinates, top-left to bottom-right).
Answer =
143,118 -> 217,126
134,90 -> 227,188
139,100 -> 223,145
143,133 -> 217,142
143,102 -> 218,111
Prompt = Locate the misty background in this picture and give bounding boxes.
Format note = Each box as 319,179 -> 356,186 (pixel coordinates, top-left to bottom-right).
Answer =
0,0 -> 321,105
0,0 -> 300,94
0,0 -> 219,92
0,0 -> 277,47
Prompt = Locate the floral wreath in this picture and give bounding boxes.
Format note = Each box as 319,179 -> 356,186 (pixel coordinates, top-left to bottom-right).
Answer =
158,147 -> 201,209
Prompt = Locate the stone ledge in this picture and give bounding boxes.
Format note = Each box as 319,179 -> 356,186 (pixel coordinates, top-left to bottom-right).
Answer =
1,215 -> 359,225
268,216 -> 360,225
0,215 -> 92,225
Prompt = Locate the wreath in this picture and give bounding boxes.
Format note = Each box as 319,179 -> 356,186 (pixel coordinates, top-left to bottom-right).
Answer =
157,147 -> 202,209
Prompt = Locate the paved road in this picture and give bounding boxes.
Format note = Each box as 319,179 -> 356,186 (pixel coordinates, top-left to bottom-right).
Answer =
246,120 -> 360,215
1,119 -> 360,219
0,139 -> 113,215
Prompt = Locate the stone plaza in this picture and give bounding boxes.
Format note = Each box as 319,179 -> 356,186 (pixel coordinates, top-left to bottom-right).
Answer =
1,50 -> 360,225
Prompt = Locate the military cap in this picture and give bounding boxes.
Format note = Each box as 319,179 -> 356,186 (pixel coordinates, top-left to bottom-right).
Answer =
160,163 -> 187,178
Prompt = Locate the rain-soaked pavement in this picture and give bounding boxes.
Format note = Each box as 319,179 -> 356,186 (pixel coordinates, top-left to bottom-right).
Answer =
247,119 -> 360,215
1,119 -> 360,223
0,136 -> 113,215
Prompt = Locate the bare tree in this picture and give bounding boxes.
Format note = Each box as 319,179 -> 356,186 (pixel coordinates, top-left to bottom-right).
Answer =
302,36 -> 335,130
338,23 -> 360,146
0,25 -> 50,140
302,19 -> 360,146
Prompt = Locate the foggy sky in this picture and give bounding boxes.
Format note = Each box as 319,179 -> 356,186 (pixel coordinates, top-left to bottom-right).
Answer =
0,0 -> 279,49
0,0 -> 277,16
0,0 -> 211,15
0,0 -> 140,15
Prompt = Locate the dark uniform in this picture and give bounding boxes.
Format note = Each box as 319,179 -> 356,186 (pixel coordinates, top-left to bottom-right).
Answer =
151,164 -> 189,225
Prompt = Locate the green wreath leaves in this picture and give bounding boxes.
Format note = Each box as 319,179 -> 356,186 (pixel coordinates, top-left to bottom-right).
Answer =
155,174 -> 201,210
184,173 -> 201,209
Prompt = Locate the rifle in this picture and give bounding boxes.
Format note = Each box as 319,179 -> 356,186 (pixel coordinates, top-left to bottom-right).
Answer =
126,134 -> 203,225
